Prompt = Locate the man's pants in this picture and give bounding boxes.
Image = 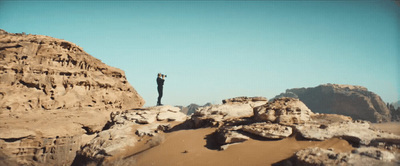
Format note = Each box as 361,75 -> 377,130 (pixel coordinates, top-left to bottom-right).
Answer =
157,86 -> 163,105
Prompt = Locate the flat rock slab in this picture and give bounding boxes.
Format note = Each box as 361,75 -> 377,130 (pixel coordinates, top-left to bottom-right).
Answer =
287,147 -> 396,166
296,120 -> 400,145
241,122 -> 293,139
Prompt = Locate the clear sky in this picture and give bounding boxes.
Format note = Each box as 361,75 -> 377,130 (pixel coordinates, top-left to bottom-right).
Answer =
1,0 -> 399,106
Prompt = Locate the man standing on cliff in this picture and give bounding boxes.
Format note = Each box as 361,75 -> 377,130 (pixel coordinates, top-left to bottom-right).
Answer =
157,73 -> 165,106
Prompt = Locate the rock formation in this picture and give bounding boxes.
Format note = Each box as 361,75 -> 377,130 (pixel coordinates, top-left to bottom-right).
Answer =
75,106 -> 187,164
279,147 -> 397,166
191,96 -> 267,128
274,84 -> 391,122
191,97 -> 400,157
0,29 -> 144,112
0,30 -> 145,165
253,98 -> 313,125
296,120 -> 400,146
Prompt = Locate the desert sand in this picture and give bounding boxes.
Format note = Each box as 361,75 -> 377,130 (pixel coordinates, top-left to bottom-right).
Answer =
109,127 -> 353,166
371,122 -> 400,135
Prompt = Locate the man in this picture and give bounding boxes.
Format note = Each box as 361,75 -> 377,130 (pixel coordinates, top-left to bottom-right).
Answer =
157,73 -> 165,106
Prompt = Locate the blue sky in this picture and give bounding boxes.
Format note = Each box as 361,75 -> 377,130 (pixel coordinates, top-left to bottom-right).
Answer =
1,1 -> 399,106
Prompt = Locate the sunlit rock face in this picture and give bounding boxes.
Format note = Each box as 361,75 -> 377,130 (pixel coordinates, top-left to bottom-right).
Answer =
0,29 -> 145,165
0,29 -> 144,111
274,84 -> 391,122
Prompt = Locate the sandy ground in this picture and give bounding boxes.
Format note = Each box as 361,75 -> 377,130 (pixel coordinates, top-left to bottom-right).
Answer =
371,122 -> 400,135
110,127 -> 353,166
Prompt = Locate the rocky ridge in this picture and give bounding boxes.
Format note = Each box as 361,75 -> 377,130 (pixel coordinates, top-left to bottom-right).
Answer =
274,84 -> 391,122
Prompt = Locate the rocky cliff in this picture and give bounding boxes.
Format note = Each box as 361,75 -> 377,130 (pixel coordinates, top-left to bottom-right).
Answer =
274,84 -> 391,122
0,29 -> 144,165
0,29 -> 144,112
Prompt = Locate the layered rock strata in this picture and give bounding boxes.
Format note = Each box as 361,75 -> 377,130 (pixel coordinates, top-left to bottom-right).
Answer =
0,30 -> 145,165
0,29 -> 144,112
274,84 -> 391,122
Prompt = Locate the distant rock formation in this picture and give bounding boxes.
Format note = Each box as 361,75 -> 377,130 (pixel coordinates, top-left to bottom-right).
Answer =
0,29 -> 144,112
178,103 -> 212,115
388,102 -> 400,122
392,101 -> 400,109
274,84 -> 391,122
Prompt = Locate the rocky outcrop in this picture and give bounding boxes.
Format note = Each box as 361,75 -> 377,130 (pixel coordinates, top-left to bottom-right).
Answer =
0,30 -> 145,165
279,147 -> 397,166
274,84 -> 391,122
75,106 -> 187,164
296,120 -> 400,146
110,105 -> 187,126
191,97 -> 267,128
0,29 -> 144,112
253,98 -> 313,125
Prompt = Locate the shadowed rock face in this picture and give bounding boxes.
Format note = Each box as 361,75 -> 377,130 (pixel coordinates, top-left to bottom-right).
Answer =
274,84 -> 391,122
0,29 -> 144,112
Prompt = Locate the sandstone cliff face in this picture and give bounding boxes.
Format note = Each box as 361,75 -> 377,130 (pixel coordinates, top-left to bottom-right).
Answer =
274,84 -> 391,122
0,29 -> 144,165
0,29 -> 144,112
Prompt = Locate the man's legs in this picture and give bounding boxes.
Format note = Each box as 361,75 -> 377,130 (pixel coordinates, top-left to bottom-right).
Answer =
157,87 -> 163,105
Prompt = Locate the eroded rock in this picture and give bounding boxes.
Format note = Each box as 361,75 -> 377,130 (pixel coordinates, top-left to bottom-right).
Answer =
254,97 -> 313,125
296,120 -> 400,146
0,30 -> 145,165
285,147 -> 397,166
192,97 -> 267,128
0,30 -> 144,112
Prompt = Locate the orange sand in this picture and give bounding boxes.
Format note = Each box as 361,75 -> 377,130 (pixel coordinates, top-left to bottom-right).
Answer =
112,128 -> 353,166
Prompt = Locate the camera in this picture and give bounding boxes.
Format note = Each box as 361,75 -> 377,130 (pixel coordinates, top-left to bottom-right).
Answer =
162,74 -> 167,78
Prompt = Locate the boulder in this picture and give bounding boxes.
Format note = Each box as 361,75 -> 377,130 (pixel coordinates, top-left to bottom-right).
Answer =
274,84 -> 391,122
253,97 -> 313,125
76,125 -> 137,162
191,97 -> 267,128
